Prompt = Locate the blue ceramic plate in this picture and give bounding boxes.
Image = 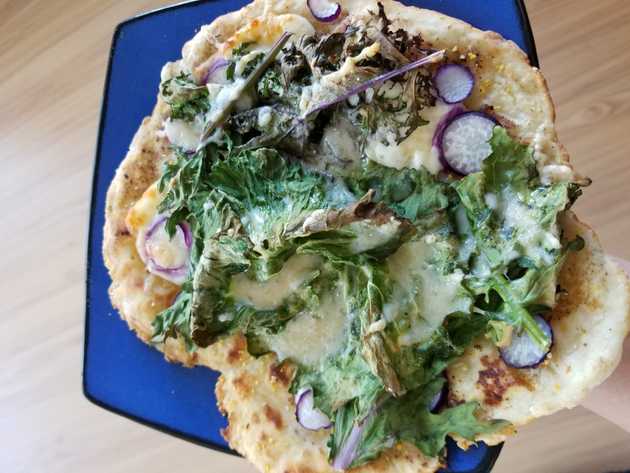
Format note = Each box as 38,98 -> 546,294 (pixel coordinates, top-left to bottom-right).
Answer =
84,1 -> 538,471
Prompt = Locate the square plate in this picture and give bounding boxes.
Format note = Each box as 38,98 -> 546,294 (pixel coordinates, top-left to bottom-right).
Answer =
84,1 -> 538,471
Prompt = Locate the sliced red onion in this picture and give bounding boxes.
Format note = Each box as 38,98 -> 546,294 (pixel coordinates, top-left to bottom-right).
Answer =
140,215 -> 192,285
307,0 -> 341,22
500,315 -> 553,369
304,49 -> 445,118
331,415 -> 371,470
439,111 -> 497,175
429,380 -> 448,413
295,388 -> 332,431
204,57 -> 230,84
434,64 -> 475,104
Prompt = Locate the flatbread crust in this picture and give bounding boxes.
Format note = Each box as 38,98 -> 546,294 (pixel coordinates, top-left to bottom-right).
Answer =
102,1 -> 630,471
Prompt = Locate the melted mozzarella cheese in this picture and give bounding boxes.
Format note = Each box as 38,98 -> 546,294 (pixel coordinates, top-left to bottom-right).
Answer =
125,183 -> 160,235
349,219 -> 401,254
385,238 -> 470,345
164,118 -> 203,151
365,101 -> 455,174
145,223 -> 188,269
224,14 -> 315,53
264,289 -> 348,367
501,192 -> 560,265
230,255 -> 321,310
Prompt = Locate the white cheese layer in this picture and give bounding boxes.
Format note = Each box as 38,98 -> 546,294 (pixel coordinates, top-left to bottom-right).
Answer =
145,222 -> 188,270
385,237 -> 471,346
365,101 -> 455,174
230,254 -> 321,310
164,118 -> 203,151
264,289 -> 348,367
500,191 -> 560,265
349,219 -> 401,254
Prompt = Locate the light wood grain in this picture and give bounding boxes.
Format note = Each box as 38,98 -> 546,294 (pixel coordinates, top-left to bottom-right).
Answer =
1,0 -> 629,472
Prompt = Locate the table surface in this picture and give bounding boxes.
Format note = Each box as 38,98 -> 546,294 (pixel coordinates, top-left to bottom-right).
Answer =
2,0 -> 630,472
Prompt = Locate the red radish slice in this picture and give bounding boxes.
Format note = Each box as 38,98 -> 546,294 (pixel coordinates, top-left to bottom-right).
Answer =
440,112 -> 497,175
295,388 -> 332,431
432,104 -> 465,149
139,215 -> 192,285
500,315 -> 553,369
204,57 -> 229,84
433,64 -> 475,104
307,0 -> 341,22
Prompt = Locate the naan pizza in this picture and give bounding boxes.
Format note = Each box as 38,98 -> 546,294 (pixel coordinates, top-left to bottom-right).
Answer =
103,1 -> 630,471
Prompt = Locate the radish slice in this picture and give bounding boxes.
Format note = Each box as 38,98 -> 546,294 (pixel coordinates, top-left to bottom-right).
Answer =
139,215 -> 192,285
434,64 -> 475,104
500,315 -> 553,369
295,388 -> 332,431
307,0 -> 341,22
440,112 -> 497,175
204,57 -> 229,84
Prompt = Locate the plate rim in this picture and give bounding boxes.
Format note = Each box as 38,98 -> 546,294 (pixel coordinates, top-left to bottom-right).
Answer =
83,0 -> 535,467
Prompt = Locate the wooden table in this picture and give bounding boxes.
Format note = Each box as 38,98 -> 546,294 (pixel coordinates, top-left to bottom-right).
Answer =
2,1 -> 629,472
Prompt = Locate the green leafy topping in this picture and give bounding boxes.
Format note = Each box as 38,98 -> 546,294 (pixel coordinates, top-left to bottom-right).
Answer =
146,14 -> 582,469
160,72 -> 209,122
328,377 -> 508,467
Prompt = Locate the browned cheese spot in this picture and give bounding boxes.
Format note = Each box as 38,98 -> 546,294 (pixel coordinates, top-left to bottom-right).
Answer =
285,467 -> 315,473
232,373 -> 253,399
269,361 -> 295,387
477,355 -> 533,406
263,404 -> 284,430
227,335 -> 247,364
216,376 -> 227,415
116,227 -> 131,237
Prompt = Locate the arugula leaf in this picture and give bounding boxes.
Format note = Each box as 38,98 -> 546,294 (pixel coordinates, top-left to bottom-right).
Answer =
190,236 -> 251,346
226,42 -> 253,81
257,68 -> 285,99
347,162 -> 450,224
328,377 -> 508,468
151,287 -> 195,350
160,72 -> 210,122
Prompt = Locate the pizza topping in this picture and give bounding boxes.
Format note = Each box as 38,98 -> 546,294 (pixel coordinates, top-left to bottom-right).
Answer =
439,112 -> 497,175
198,32 -> 292,149
433,64 -> 475,104
138,214 -> 191,285
143,3 -> 584,467
203,57 -> 230,85
307,0 -> 341,23
295,387 -> 333,430
500,315 -> 553,368
303,49 -> 444,118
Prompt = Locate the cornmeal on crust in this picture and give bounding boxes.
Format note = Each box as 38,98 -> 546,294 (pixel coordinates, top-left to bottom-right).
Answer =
103,1 -> 630,471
